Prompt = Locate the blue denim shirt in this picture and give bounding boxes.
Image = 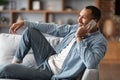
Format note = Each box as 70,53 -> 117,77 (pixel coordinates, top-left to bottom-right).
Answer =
25,21 -> 107,80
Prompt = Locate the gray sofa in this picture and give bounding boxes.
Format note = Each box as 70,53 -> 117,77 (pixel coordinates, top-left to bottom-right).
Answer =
0,33 -> 99,80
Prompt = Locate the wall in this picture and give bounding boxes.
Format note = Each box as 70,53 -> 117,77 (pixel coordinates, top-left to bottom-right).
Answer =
98,1 -> 120,80
98,0 -> 115,30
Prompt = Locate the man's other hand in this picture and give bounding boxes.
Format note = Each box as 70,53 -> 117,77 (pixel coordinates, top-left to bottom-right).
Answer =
9,21 -> 24,34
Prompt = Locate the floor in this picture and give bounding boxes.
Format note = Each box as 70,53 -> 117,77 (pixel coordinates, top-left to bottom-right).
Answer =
99,63 -> 120,80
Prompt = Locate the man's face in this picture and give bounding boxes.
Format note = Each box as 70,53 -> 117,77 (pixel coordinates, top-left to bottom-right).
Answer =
77,8 -> 93,27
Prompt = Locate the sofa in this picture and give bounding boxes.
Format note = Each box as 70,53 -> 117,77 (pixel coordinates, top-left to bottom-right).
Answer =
0,33 -> 99,80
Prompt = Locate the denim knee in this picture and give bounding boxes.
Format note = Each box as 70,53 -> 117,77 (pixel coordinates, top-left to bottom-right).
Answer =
0,64 -> 13,77
24,28 -> 43,39
0,64 -> 15,72
29,28 -> 43,36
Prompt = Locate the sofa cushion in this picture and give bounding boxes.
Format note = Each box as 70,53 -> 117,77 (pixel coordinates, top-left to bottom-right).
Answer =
0,33 -> 60,65
0,33 -> 21,64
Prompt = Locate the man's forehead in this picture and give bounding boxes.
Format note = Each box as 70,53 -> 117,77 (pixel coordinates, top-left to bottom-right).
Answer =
79,8 -> 92,16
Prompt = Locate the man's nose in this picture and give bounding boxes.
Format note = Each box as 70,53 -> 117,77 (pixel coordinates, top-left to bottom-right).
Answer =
78,16 -> 82,22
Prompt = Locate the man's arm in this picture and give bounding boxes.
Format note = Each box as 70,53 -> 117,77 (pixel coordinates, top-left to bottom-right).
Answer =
24,21 -> 74,37
9,21 -> 73,37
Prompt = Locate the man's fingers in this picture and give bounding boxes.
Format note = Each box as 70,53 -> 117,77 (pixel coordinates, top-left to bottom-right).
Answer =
14,26 -> 19,32
86,25 -> 91,31
9,23 -> 17,34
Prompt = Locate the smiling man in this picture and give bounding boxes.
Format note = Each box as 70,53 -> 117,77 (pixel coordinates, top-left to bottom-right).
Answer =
0,5 -> 107,80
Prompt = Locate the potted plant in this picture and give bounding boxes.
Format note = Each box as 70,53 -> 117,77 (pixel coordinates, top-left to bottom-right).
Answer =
0,0 -> 8,10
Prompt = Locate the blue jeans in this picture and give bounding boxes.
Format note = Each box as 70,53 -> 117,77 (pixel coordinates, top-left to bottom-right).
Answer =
0,28 -> 56,80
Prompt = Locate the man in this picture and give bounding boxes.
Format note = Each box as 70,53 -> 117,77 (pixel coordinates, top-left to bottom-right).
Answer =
0,5 -> 107,80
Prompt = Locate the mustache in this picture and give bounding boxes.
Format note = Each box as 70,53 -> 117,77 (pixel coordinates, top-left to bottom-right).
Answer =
78,23 -> 83,26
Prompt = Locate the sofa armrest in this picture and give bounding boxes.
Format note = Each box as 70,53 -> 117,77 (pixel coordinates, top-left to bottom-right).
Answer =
81,69 -> 99,80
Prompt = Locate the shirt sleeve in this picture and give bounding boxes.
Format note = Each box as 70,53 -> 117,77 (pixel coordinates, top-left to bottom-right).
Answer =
24,21 -> 73,37
76,38 -> 107,69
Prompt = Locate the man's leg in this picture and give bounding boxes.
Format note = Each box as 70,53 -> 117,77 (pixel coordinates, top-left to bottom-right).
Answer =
13,28 -> 56,65
0,62 -> 53,80
30,28 -> 56,65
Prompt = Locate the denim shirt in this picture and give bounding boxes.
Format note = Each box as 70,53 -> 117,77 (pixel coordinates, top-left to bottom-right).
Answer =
24,21 -> 107,80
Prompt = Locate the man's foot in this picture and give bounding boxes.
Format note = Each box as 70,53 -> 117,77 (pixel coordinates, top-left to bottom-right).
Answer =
12,57 -> 22,64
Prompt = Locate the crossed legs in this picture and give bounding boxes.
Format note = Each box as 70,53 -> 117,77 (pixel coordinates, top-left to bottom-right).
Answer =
0,28 -> 56,80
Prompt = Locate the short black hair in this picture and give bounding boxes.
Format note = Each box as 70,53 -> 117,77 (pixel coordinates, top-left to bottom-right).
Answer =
85,5 -> 101,21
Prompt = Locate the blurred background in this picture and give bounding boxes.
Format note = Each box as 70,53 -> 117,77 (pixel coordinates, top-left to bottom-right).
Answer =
0,0 -> 120,80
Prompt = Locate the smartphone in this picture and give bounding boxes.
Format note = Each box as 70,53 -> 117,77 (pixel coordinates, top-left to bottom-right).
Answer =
85,19 -> 96,32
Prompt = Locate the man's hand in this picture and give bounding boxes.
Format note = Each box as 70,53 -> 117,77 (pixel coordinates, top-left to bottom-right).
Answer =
9,21 -> 24,34
75,25 -> 90,42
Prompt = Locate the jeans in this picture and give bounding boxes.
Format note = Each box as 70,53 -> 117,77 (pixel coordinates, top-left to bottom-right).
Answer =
0,28 -> 56,80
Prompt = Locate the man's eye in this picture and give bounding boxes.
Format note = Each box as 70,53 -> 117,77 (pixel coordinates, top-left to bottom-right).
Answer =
83,17 -> 88,19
